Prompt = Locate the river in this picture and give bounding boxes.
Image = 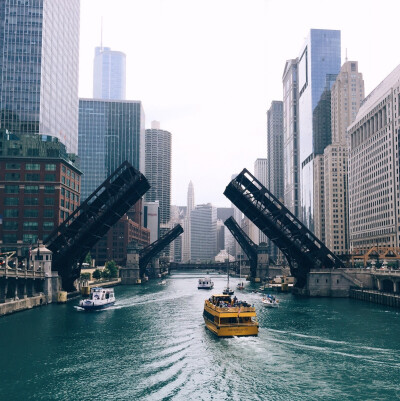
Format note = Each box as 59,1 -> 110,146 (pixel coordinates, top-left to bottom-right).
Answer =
0,271 -> 399,401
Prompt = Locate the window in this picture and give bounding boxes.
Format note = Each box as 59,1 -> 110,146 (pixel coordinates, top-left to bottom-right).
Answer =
6,163 -> 20,170
4,209 -> 18,218
25,173 -> 40,181
45,164 -> 56,171
25,185 -> 39,193
4,185 -> 19,194
24,197 -> 39,206
45,174 -> 56,181
25,163 -> 40,170
5,173 -> 20,181
62,166 -> 66,173
62,176 -> 65,184
61,199 -> 64,207
24,209 -> 39,218
23,221 -> 38,230
23,234 -> 38,243
4,197 -> 19,206
3,221 -> 18,230
44,197 -> 54,205
44,186 -> 55,193
43,222 -> 54,231
3,234 -> 17,243
43,209 -> 54,218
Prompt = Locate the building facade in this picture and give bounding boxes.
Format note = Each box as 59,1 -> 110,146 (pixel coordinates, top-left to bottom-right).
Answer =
254,158 -> 269,245
282,59 -> 300,217
297,29 -> 341,231
144,121 -> 171,225
78,99 -> 145,201
190,203 -> 217,262
0,0 -> 80,154
348,64 -> 400,252
0,131 -> 81,257
324,61 -> 364,255
267,101 -> 284,201
93,46 -> 126,100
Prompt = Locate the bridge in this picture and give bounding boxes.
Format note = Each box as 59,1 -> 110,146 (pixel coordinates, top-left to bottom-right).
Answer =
45,161 -> 150,291
139,224 -> 184,277
223,168 -> 345,289
224,216 -> 258,277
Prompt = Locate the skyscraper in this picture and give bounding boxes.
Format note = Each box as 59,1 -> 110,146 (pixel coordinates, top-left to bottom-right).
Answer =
93,47 -> 126,100
144,121 -> 171,225
182,181 -> 195,262
282,59 -> 300,217
324,61 -> 364,255
0,0 -> 80,154
348,64 -> 400,252
78,99 -> 145,201
297,29 -> 341,231
191,203 -> 217,261
254,159 -> 268,245
267,101 -> 284,201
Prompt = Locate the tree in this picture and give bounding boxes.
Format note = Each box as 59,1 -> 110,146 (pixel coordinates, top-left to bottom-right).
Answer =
92,269 -> 102,280
84,252 -> 92,266
80,272 -> 90,280
104,260 -> 118,278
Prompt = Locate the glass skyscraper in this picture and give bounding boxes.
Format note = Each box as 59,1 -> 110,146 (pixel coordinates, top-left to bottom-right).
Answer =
93,47 -> 126,100
0,0 -> 80,154
297,29 -> 341,231
78,99 -> 145,201
145,122 -> 171,225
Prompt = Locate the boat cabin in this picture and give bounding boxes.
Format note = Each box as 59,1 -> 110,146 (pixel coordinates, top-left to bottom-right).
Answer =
90,287 -> 114,301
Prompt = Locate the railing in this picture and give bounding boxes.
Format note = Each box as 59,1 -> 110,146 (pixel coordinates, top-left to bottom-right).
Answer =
205,301 -> 255,313
0,267 -> 45,279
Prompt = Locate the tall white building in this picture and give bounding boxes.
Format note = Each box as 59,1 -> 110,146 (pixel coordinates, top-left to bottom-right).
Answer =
348,64 -> 400,252
324,61 -> 364,255
182,181 -> 195,262
145,121 -> 172,225
93,46 -> 126,100
191,203 -> 217,261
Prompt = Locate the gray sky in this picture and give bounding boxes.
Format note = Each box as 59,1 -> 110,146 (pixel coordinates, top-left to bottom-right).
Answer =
79,0 -> 400,207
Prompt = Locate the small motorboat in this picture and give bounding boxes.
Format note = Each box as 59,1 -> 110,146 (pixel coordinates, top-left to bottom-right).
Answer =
261,294 -> 279,308
237,282 -> 245,290
198,277 -> 214,289
78,287 -> 115,311
222,286 -> 234,295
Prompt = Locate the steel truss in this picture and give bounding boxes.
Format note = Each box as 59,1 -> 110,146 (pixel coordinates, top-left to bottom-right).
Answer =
139,224 -> 184,276
223,169 -> 345,288
45,161 -> 150,290
224,217 -> 258,277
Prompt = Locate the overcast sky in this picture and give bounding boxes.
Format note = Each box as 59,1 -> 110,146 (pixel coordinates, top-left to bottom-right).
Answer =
79,0 -> 400,208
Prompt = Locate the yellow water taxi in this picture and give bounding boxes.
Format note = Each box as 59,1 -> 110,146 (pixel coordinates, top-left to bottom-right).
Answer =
203,294 -> 259,337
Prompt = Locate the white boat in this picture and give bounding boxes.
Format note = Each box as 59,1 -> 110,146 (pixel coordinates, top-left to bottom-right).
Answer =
79,287 -> 115,311
198,277 -> 214,289
261,294 -> 279,308
237,281 -> 245,290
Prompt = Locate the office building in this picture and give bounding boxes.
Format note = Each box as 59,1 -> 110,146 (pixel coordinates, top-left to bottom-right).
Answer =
324,61 -> 364,255
78,99 -> 145,201
0,131 -> 81,257
282,59 -> 300,217
348,64 -> 400,252
191,204 -> 217,261
144,201 -> 160,244
93,47 -> 126,100
254,159 -> 269,245
297,29 -> 341,231
267,101 -> 284,201
145,121 -> 171,225
0,0 -> 80,154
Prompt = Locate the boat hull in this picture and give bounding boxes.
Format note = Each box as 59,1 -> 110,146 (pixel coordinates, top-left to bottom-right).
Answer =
79,300 -> 115,311
204,318 -> 258,337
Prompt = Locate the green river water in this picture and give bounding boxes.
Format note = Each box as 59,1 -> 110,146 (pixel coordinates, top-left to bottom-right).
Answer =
0,271 -> 399,401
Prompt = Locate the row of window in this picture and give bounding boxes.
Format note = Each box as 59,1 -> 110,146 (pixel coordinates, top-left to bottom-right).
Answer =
4,173 -> 56,181
4,197 -> 55,206
3,209 -> 54,218
3,221 -> 54,230
5,163 -> 56,171
4,185 -> 55,194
